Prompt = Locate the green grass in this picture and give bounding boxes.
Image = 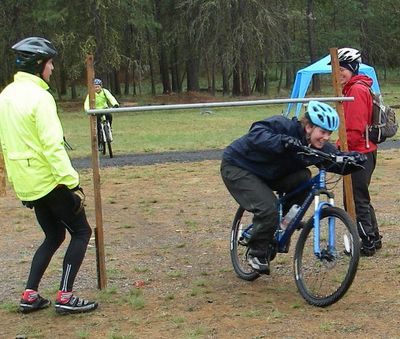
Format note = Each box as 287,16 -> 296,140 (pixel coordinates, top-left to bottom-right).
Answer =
56,82 -> 400,159
60,104 -> 278,158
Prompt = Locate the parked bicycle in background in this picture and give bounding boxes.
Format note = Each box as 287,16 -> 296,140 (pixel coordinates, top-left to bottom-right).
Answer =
84,78 -> 119,158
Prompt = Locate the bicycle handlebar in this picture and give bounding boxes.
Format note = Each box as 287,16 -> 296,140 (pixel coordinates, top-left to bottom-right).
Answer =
297,145 -> 365,170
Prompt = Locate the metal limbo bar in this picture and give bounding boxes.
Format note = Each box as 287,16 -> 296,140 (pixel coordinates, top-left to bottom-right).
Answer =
86,96 -> 354,115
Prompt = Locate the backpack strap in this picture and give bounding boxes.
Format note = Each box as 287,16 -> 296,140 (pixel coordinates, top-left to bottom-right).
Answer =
353,80 -> 375,148
101,89 -> 113,108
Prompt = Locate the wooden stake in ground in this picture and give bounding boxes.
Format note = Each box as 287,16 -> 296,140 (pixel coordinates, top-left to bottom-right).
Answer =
329,47 -> 356,221
86,54 -> 107,289
0,152 -> 6,196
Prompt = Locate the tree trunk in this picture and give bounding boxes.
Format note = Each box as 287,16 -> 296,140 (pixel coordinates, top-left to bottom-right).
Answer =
154,0 -> 171,94
113,70 -> 120,95
186,56 -> 199,92
146,29 -> 156,95
359,0 -> 371,64
232,64 -> 241,96
171,43 -> 181,93
91,0 -> 105,79
59,62 -> 67,96
241,59 -> 250,96
211,62 -> 216,96
264,54 -> 269,95
124,67 -> 129,95
254,63 -> 264,94
71,82 -> 77,99
306,0 -> 320,93
277,63 -> 283,95
222,63 -> 229,96
205,55 -> 212,93
158,45 -> 171,94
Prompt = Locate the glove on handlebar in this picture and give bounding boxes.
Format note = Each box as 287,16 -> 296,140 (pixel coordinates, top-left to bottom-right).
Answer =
281,135 -> 303,151
346,151 -> 367,164
71,186 -> 85,214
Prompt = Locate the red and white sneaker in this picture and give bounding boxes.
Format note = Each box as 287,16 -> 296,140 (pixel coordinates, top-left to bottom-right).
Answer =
20,289 -> 51,313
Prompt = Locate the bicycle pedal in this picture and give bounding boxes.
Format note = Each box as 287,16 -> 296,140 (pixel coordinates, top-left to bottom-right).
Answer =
238,237 -> 249,246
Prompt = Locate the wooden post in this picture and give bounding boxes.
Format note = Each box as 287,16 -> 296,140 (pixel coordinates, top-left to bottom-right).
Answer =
329,47 -> 356,221
86,55 -> 107,289
0,152 -> 6,196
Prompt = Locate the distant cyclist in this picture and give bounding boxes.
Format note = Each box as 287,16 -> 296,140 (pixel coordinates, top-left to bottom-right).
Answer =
84,78 -> 119,147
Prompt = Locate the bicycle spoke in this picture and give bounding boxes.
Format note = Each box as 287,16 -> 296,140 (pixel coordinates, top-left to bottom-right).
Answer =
294,207 -> 359,307
230,208 -> 259,281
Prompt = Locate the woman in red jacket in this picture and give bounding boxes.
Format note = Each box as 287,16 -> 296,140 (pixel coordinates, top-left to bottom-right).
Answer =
338,47 -> 381,256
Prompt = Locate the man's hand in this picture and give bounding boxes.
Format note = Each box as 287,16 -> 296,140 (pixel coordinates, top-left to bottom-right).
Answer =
71,186 -> 85,214
281,135 -> 303,151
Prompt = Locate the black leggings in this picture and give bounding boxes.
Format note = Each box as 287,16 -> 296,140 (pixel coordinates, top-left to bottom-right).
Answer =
350,150 -> 378,240
26,186 -> 92,292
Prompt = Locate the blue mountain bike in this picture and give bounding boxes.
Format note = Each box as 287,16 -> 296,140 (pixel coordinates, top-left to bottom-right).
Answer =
230,146 -> 362,307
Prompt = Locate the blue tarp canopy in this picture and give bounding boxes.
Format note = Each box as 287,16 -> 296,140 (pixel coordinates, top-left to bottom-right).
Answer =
287,55 -> 381,116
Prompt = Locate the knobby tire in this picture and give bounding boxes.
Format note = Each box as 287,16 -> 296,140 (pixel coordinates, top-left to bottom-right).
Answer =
294,206 -> 360,307
230,207 -> 260,281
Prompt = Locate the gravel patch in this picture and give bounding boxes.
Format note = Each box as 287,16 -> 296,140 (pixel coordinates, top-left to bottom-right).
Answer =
71,139 -> 400,169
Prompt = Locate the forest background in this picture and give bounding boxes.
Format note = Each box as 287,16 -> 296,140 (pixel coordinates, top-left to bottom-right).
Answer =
1,0 -> 400,100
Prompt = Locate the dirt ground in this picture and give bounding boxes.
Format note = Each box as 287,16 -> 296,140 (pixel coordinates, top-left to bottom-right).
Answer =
1,149 -> 400,338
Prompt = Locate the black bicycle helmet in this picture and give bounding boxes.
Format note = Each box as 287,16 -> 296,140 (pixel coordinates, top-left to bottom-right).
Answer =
12,37 -> 57,74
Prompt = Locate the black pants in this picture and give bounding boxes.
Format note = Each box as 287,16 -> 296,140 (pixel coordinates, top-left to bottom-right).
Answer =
26,186 -> 92,292
350,150 -> 379,241
221,160 -> 310,256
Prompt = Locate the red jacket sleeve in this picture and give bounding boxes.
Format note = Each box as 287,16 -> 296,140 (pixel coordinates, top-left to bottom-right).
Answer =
343,83 -> 375,152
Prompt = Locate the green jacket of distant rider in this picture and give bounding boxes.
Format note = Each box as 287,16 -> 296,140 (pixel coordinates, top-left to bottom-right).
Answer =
83,78 -> 119,111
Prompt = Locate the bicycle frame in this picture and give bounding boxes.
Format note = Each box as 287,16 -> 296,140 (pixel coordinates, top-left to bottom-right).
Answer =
275,167 -> 335,256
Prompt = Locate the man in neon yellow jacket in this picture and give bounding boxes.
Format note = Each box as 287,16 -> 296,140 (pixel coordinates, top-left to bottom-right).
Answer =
84,78 -> 119,150
0,37 -> 98,315
84,78 -> 119,112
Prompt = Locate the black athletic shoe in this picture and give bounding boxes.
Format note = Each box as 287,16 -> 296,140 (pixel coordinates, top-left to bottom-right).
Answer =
374,235 -> 383,250
55,295 -> 98,315
20,293 -> 51,314
360,240 -> 376,257
247,254 -> 270,275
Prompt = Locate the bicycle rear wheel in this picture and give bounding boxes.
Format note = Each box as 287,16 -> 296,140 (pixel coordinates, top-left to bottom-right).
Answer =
294,206 -> 360,307
230,207 -> 260,281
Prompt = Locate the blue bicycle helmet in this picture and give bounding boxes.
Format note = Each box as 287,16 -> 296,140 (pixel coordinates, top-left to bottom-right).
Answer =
94,78 -> 103,86
306,101 -> 339,132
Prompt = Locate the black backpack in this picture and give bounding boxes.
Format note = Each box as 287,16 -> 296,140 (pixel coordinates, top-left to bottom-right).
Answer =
357,81 -> 398,144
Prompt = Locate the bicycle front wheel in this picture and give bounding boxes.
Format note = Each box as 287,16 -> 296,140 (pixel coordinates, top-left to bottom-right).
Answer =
230,207 -> 260,281
294,206 -> 360,307
104,123 -> 113,158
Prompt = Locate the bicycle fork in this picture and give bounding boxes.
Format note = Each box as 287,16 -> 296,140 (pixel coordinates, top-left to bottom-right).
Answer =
312,192 -> 336,258
100,125 -> 107,144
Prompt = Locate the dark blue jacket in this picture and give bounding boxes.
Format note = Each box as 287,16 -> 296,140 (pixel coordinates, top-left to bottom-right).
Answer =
223,115 -> 350,181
